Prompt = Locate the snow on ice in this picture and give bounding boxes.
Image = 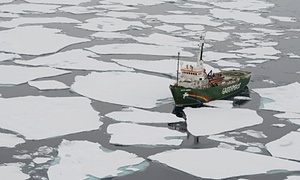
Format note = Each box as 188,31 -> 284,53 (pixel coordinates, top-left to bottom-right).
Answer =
71,72 -> 173,108
28,80 -> 69,91
0,65 -> 69,86
0,26 -> 89,55
0,133 -> 25,148
266,131 -> 300,161
48,140 -> 147,179
149,148 -> 300,179
105,107 -> 183,123
0,96 -> 101,140
185,107 -> 263,136
0,163 -> 29,180
253,82 -> 300,114
107,123 -> 186,146
16,49 -> 132,72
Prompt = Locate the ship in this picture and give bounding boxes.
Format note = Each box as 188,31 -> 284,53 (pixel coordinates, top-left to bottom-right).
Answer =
170,33 -> 251,106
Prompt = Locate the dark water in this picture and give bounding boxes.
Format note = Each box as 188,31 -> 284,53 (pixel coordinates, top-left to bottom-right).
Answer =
0,0 -> 300,179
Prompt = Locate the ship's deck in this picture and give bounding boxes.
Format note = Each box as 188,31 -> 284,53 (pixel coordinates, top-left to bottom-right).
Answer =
221,70 -> 251,78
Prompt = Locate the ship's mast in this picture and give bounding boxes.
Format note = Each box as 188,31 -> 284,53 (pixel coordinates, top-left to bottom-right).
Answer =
197,33 -> 205,69
177,52 -> 180,85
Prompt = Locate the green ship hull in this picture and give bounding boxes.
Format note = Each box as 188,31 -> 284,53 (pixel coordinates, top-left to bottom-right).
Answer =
170,70 -> 251,106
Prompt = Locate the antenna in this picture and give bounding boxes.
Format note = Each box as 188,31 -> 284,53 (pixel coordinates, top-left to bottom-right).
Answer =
199,33 -> 205,61
177,52 -> 180,85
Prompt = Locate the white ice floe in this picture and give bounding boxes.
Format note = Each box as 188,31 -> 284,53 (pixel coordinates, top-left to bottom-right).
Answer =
0,26 -> 89,55
13,154 -> 32,160
208,134 -> 249,146
0,133 -> 25,148
233,96 -> 252,100
105,107 -> 182,123
204,31 -> 230,42
0,17 -> 80,28
28,80 -> 69,91
213,60 -> 242,68
149,148 -> 300,179
24,0 -> 91,5
0,0 -> 14,3
269,16 -> 297,22
246,60 -> 268,64
71,72 -> 173,108
263,79 -> 276,85
177,3 -> 211,9
167,10 -> 190,14
147,14 -> 222,27
234,42 -> 255,47
204,100 -> 233,108
59,6 -> 97,14
105,11 -> 147,19
251,28 -> 284,36
185,107 -> 263,136
111,59 -> 219,77
233,32 -> 265,40
253,82 -> 300,114
245,147 -> 263,153
286,176 -> 300,180
101,0 -> 167,6
272,124 -> 286,128
155,24 -> 182,32
91,31 -> 134,39
218,26 -> 236,30
218,143 -> 236,150
107,123 -> 186,146
33,157 -> 52,164
209,0 -> 274,11
203,51 -> 241,61
0,65 -> 69,86
95,4 -> 137,11
184,25 -> 204,31
287,53 -> 300,59
0,3 -> 60,14
256,41 -> 278,47
210,8 -> 271,25
15,49 -> 132,72
0,12 -> 18,18
77,17 -> 150,32
242,130 -> 267,138
48,140 -> 147,179
0,52 -> 20,62
0,163 -> 29,180
266,131 -> 300,161
289,120 -> 300,126
87,43 -> 193,57
230,46 -> 280,59
134,33 -> 197,48
274,112 -> 300,119
0,96 -> 101,140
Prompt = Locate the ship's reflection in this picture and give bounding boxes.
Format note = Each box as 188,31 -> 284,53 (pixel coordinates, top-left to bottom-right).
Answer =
168,86 -> 250,135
